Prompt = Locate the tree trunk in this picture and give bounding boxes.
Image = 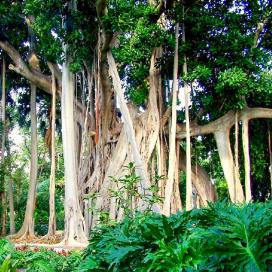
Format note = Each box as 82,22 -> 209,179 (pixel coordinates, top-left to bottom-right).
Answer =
107,51 -> 159,212
47,64 -> 57,237
171,142 -> 182,213
242,119 -> 252,202
179,151 -> 216,206
182,12 -> 192,211
1,58 -> 7,236
163,23 -> 179,216
6,141 -> 15,235
60,45 -> 87,245
13,83 -> 38,239
8,177 -> 15,235
214,129 -> 244,202
234,111 -> 240,203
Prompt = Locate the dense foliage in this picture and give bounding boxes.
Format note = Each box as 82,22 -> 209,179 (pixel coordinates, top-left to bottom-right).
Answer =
0,2 -> 272,271
1,201 -> 271,271
80,201 -> 272,272
0,239 -> 81,272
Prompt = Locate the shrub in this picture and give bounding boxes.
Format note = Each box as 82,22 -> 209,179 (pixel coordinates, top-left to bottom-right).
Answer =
0,239 -> 82,272
80,201 -> 272,271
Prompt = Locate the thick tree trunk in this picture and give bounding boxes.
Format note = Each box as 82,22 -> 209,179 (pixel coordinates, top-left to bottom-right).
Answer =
214,129 -> 244,202
242,119 -> 252,202
177,107 -> 272,202
61,46 -> 87,245
163,23 -> 179,216
179,151 -> 216,206
13,83 -> 38,239
107,51 -> 160,212
47,65 -> 57,237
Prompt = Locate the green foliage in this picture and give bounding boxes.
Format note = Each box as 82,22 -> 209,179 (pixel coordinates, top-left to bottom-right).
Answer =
105,0 -> 169,105
185,65 -> 212,83
80,201 -> 272,271
87,162 -> 162,224
194,202 -> 272,271
0,239 -> 82,272
109,162 -> 162,217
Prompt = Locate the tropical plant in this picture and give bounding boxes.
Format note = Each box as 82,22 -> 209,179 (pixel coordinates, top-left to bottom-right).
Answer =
0,239 -> 82,272
80,201 -> 272,271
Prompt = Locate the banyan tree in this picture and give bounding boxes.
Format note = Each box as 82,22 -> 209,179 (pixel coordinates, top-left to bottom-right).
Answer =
0,0 -> 271,245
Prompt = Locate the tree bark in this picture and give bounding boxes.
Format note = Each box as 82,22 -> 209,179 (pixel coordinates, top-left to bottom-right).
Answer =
234,111 -> 240,202
242,118 -> 252,202
177,107 -> 272,202
182,10 -> 193,211
47,64 -> 57,237
6,141 -> 15,235
8,177 -> 15,235
107,51 -> 160,212
177,108 -> 272,139
0,40 -> 52,94
172,143 -> 182,213
13,83 -> 38,239
214,129 -> 244,202
60,45 -> 87,245
179,151 -> 216,206
163,23 -> 179,216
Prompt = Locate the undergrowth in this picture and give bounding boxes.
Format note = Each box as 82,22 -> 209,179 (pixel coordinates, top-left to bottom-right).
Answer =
1,201 -> 271,271
0,240 -> 81,272
80,201 -> 272,272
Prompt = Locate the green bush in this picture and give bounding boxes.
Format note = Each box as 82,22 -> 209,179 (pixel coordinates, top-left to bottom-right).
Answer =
80,201 -> 272,271
1,201 -> 271,271
0,240 -> 82,272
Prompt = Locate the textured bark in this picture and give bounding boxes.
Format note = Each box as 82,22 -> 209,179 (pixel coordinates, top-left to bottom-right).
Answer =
234,111 -> 240,202
242,119 -> 252,202
47,64 -> 57,237
180,151 -> 216,206
171,143 -> 182,213
177,108 -> 272,139
177,107 -> 272,202
163,23 -> 179,216
13,83 -> 38,239
144,46 -> 162,165
107,51 -> 160,212
0,40 -> 52,93
214,129 -> 244,202
60,46 -> 87,245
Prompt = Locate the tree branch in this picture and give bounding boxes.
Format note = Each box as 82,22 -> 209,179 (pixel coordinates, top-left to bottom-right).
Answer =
0,40 -> 52,94
176,107 -> 272,139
